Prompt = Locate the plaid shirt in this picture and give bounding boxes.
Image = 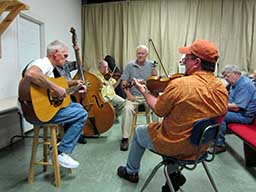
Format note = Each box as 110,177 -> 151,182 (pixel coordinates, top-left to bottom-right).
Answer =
55,61 -> 77,80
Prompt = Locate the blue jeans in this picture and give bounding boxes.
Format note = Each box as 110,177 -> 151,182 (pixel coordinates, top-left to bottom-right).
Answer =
49,102 -> 88,154
217,111 -> 253,146
126,125 -> 155,174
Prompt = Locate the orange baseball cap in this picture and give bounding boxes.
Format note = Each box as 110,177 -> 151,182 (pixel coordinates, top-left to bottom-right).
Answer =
178,39 -> 218,63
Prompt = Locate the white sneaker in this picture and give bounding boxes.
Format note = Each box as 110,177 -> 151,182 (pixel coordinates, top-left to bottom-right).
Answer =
58,153 -> 80,168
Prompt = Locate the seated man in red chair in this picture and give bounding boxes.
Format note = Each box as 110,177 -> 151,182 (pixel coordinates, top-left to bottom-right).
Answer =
215,65 -> 256,154
117,40 -> 228,191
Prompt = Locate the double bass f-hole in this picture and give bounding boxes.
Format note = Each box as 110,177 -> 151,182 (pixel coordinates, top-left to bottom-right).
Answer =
92,95 -> 104,108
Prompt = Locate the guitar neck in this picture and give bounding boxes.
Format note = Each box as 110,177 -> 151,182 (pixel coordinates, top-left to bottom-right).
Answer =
66,84 -> 84,95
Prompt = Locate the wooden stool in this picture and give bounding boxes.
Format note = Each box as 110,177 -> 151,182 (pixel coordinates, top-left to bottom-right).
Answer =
130,104 -> 151,139
28,123 -> 69,187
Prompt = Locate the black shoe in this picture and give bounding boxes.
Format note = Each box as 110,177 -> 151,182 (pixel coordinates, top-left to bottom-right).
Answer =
162,172 -> 186,192
114,118 -> 120,124
78,135 -> 87,144
120,138 -> 129,151
215,145 -> 226,154
117,166 -> 139,183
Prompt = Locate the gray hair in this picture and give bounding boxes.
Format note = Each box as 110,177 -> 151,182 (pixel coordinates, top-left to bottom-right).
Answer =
98,60 -> 108,68
136,44 -> 148,53
221,65 -> 241,75
47,40 -> 67,56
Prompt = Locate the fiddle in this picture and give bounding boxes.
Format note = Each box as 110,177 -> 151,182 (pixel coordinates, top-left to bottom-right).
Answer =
146,73 -> 184,96
122,79 -> 146,89
103,72 -> 112,81
103,71 -> 121,81
122,73 -> 184,95
103,64 -> 122,81
147,38 -> 184,95
112,72 -> 122,80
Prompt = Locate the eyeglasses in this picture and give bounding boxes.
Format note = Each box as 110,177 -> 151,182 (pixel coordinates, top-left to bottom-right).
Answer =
222,72 -> 232,79
56,50 -> 68,59
181,55 -> 197,64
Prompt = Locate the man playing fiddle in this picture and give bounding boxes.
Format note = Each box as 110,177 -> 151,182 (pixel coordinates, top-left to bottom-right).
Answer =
120,45 -> 157,151
117,40 -> 228,191
104,55 -> 126,99
94,60 -> 126,117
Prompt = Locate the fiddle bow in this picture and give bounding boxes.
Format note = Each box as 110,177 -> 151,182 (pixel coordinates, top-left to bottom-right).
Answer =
147,39 -> 183,95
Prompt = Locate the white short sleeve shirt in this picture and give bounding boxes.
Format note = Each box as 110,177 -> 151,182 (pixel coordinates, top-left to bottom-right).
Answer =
29,57 -> 54,78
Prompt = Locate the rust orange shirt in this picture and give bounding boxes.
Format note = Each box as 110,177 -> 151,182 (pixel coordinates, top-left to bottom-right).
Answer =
148,71 -> 228,160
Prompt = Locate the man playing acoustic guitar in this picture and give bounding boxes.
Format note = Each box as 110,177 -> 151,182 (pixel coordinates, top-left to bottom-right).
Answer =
19,40 -> 88,169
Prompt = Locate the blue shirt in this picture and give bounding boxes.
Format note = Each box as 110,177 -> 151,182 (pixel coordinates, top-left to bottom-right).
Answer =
121,59 -> 154,96
229,75 -> 256,117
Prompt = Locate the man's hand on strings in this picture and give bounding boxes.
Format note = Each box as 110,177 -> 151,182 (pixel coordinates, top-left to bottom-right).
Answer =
132,78 -> 147,94
54,86 -> 67,99
76,80 -> 87,93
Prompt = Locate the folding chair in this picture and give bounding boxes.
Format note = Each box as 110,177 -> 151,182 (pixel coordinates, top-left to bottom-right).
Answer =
141,117 -> 221,192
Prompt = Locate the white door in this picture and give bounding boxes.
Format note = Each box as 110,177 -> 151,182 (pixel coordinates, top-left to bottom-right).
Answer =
18,14 -> 44,132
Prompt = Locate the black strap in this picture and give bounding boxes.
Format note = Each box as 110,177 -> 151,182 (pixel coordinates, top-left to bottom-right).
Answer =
18,97 -> 32,104
53,68 -> 61,78
21,60 -> 34,77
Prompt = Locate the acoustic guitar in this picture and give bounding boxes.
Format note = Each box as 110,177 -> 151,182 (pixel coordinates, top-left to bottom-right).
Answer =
19,76 -> 84,123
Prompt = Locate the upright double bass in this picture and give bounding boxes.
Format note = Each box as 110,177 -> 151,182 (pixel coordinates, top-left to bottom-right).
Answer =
70,27 -> 115,136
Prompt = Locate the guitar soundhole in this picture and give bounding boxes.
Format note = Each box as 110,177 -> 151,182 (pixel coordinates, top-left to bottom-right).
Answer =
47,89 -> 63,107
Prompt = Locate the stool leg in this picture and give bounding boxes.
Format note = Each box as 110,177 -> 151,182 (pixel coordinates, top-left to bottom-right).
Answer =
43,126 -> 49,172
28,125 -> 40,184
146,108 -> 151,124
58,125 -> 65,139
50,126 -> 61,187
57,125 -> 73,174
130,109 -> 138,140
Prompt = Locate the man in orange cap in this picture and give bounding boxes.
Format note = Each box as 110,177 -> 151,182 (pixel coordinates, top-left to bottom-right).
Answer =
117,39 -> 228,192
